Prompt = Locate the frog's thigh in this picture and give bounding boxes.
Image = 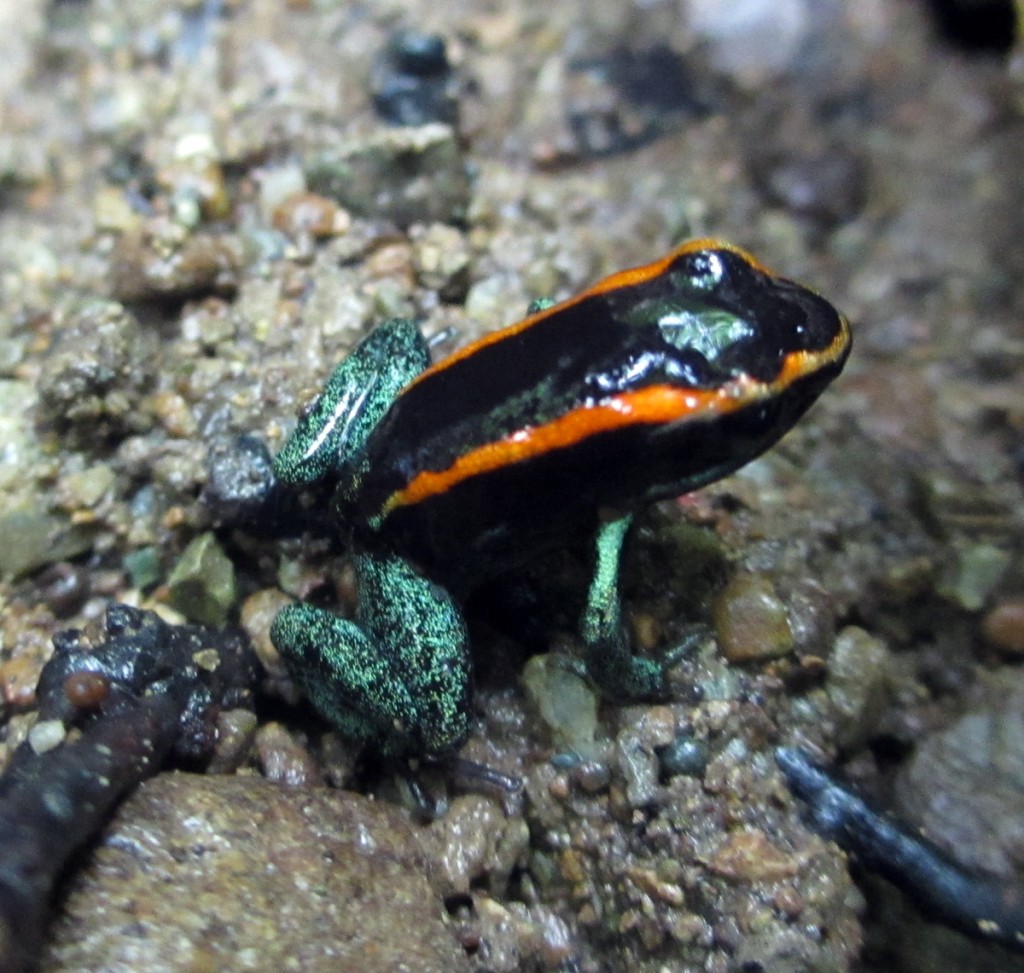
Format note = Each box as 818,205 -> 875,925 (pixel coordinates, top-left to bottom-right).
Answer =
271,554 -> 472,757
581,514 -> 664,699
271,603 -> 423,749
355,552 -> 472,755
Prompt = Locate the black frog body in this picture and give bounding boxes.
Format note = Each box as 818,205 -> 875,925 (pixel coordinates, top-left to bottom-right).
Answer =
270,239 -> 850,757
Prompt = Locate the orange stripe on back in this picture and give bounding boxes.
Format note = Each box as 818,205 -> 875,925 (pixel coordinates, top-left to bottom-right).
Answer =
384,378 -> 746,518
381,317 -> 848,519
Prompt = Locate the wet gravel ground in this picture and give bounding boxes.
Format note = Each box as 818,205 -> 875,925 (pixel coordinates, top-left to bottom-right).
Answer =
1,1 -> 1023,971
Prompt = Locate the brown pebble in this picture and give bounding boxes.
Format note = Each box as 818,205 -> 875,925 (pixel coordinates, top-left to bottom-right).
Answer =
774,884 -> 804,918
239,588 -> 293,681
0,655 -> 40,708
713,573 -> 793,663
64,671 -> 111,709
365,241 -> 416,286
558,848 -> 587,885
548,774 -> 571,800
272,191 -> 346,239
207,709 -> 259,774
538,911 -> 575,967
982,598 -> 1024,654
112,223 -> 242,302
627,866 -> 686,906
256,722 -> 319,787
571,759 -> 611,793
708,828 -> 800,882
37,562 -> 91,618
577,903 -> 599,926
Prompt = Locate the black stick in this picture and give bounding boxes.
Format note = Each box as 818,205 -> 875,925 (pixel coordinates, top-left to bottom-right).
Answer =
777,746 -> 1024,952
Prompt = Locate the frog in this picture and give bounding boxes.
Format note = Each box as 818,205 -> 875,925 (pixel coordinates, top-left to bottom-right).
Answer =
269,239 -> 851,760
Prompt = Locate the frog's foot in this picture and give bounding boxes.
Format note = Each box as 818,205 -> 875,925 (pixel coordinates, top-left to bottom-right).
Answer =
580,514 -> 674,700
579,518 -> 714,699
595,624 -> 711,698
444,755 -> 523,797
588,647 -> 667,700
661,623 -> 712,671
395,755 -> 522,821
399,763 -> 449,821
273,318 -> 430,486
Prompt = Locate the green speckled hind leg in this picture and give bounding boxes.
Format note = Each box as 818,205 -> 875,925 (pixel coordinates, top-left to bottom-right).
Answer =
581,514 -> 666,700
271,551 -> 472,758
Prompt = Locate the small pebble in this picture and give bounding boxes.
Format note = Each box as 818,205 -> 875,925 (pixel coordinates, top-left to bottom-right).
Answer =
304,125 -> 471,227
239,587 -> 293,684
628,865 -> 686,906
708,828 -> 800,882
521,653 -> 598,750
371,29 -> 459,127
256,722 -> 319,787
272,192 -> 348,240
166,532 -> 238,626
29,719 -> 67,754
538,911 -> 575,968
774,884 -> 804,919
111,222 -> 243,302
548,774 -> 571,800
38,562 -> 92,618
982,598 -> 1024,654
258,163 -> 306,220
55,465 -> 116,512
826,626 -> 891,750
659,734 -> 710,778
713,573 -> 793,663
570,759 -> 611,793
207,709 -> 259,774
411,223 -> 471,301
0,653 -> 42,708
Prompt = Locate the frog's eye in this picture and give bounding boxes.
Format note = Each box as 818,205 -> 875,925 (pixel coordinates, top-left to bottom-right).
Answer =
685,250 -> 726,290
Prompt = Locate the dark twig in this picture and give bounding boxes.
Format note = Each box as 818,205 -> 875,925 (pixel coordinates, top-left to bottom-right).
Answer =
777,746 -> 1024,952
0,605 -> 260,973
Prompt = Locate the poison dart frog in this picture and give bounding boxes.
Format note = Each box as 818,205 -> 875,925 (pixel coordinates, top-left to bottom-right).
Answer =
270,239 -> 851,759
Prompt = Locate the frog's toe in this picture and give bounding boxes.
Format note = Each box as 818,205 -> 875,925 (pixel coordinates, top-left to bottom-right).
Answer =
630,656 -> 671,698
599,654 -> 668,701
661,624 -> 712,672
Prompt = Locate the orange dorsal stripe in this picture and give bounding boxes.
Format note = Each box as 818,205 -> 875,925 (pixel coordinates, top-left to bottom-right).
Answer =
380,339 -> 839,519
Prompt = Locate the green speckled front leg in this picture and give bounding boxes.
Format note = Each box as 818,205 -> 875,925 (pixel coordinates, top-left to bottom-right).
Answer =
271,551 -> 472,758
581,514 -> 666,699
273,318 -> 430,485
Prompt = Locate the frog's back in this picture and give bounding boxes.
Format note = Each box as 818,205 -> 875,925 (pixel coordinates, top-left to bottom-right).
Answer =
350,243 -> 849,585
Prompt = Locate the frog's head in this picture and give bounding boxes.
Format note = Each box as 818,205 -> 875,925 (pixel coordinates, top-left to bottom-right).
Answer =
615,240 -> 850,391
595,240 -> 852,500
